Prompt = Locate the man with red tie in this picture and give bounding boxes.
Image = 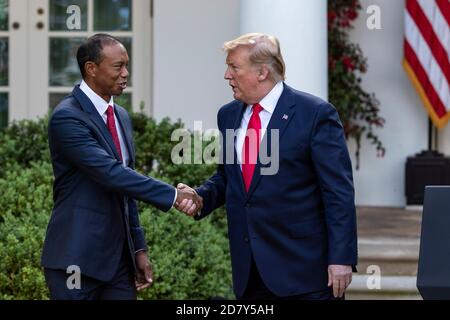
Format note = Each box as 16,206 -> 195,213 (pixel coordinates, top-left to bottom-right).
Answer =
177,33 -> 357,300
41,34 -> 201,300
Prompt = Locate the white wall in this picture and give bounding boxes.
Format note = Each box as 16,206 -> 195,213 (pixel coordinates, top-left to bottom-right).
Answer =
153,0 -> 239,130
153,0 -> 430,207
240,0 -> 328,100
348,0 -> 428,207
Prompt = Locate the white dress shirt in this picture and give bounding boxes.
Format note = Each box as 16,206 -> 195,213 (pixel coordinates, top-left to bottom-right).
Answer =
79,81 -> 177,207
235,81 -> 284,168
80,80 -> 130,167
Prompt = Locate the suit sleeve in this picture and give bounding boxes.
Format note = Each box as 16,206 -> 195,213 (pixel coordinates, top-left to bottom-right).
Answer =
310,102 -> 358,266
194,109 -> 227,219
49,108 -> 176,212
128,197 -> 147,252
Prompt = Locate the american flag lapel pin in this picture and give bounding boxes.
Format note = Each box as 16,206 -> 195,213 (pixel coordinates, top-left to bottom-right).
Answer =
282,114 -> 289,120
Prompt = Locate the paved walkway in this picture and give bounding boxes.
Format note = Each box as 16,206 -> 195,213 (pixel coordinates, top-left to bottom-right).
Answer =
357,207 -> 422,239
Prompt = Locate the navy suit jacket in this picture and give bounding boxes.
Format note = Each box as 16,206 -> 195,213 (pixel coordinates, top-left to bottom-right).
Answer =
196,84 -> 358,298
41,85 -> 176,282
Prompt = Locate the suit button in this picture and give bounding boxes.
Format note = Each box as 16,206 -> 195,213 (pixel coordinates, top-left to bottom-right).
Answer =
244,237 -> 249,243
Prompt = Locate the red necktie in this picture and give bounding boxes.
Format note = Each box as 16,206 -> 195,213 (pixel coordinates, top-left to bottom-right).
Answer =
106,105 -> 123,161
242,103 -> 263,192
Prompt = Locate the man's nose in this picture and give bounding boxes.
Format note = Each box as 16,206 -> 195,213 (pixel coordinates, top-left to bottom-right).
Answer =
224,67 -> 231,80
121,66 -> 129,78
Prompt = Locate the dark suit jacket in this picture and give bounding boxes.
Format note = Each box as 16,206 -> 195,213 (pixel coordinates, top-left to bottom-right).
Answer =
41,85 -> 175,282
196,84 -> 358,298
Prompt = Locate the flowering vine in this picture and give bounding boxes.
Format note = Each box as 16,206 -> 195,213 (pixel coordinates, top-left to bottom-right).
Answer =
328,0 -> 385,169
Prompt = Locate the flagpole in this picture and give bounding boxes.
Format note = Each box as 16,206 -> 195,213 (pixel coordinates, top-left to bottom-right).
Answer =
428,119 -> 432,151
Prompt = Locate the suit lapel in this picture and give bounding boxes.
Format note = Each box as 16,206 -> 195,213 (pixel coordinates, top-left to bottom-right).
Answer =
72,86 -> 122,161
114,105 -> 135,167
246,84 -> 296,198
230,102 -> 247,197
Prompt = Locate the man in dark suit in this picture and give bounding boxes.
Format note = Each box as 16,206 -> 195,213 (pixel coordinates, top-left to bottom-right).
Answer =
41,34 -> 201,300
176,33 -> 357,300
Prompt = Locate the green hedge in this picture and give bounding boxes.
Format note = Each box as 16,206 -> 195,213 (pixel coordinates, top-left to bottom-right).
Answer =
0,112 -> 232,300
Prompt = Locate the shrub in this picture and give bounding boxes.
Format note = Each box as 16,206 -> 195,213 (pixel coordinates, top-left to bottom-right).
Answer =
0,210 -> 49,300
138,207 -> 232,300
0,117 -> 50,173
0,113 -> 232,300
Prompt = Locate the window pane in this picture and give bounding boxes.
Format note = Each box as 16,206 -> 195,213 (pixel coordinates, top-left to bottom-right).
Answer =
0,0 -> 8,31
49,37 -> 84,86
94,0 -> 132,31
0,92 -> 8,129
114,93 -> 131,112
50,0 -> 87,31
49,93 -> 70,110
0,37 -> 7,86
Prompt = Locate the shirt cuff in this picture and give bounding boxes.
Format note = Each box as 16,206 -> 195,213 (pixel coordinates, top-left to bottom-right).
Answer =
172,188 -> 177,208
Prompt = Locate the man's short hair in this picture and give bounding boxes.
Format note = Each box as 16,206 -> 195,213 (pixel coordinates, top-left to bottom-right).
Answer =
76,33 -> 122,78
223,33 -> 286,82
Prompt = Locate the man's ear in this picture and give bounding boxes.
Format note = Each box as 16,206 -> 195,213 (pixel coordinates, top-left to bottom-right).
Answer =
258,65 -> 270,81
84,61 -> 97,78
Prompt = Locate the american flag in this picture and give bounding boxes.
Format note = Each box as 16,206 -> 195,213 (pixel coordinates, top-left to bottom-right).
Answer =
404,0 -> 450,128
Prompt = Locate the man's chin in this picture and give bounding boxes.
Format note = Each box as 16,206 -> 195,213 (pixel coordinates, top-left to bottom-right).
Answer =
113,89 -> 124,97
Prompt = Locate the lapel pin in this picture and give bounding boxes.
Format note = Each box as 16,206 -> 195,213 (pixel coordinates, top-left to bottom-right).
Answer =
282,114 -> 289,120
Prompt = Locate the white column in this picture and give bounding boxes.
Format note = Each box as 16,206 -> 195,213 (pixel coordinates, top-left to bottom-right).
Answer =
240,0 -> 328,100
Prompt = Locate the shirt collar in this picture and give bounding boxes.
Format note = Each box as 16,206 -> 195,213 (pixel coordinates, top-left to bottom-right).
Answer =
79,80 -> 114,116
250,81 -> 284,115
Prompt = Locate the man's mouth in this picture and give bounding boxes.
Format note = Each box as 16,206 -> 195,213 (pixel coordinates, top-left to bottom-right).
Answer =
118,82 -> 127,89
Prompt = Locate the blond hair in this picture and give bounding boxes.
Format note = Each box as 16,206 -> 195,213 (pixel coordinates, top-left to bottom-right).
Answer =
223,33 -> 286,82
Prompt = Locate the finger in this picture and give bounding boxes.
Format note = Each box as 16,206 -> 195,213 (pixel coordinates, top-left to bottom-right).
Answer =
327,268 -> 332,287
177,199 -> 190,211
192,197 -> 202,209
338,280 -> 345,298
187,203 -> 198,216
180,201 -> 195,215
333,280 -> 340,298
145,268 -> 153,284
136,283 -> 151,291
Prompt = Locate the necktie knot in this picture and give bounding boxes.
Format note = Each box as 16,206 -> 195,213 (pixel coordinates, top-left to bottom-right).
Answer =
252,103 -> 263,115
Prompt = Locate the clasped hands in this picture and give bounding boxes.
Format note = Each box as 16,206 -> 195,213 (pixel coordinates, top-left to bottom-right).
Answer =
175,183 -> 203,216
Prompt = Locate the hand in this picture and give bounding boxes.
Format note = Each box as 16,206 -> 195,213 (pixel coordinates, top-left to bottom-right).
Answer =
135,251 -> 153,291
327,264 -> 352,298
175,183 -> 203,216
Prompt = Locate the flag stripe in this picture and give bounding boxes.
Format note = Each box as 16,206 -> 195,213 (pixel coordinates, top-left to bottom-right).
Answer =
405,10 -> 450,110
405,40 -> 447,117
418,0 -> 450,57
407,0 -> 450,84
404,58 -> 450,128
404,0 -> 450,125
436,0 -> 450,26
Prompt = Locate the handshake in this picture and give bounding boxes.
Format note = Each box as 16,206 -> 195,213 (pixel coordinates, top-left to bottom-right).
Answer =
175,183 -> 203,217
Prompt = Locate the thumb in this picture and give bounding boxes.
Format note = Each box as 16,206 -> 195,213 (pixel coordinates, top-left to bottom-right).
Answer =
327,267 -> 332,287
146,269 -> 153,283
177,183 -> 188,189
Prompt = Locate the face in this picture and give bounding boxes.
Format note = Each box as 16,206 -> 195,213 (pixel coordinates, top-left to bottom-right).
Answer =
86,43 -> 129,102
224,46 -> 262,105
